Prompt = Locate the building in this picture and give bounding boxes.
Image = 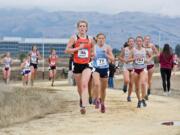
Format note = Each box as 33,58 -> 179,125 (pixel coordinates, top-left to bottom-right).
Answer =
0,37 -> 69,58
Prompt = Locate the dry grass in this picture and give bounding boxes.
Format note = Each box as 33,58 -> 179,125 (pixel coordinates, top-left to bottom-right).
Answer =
0,84 -> 63,128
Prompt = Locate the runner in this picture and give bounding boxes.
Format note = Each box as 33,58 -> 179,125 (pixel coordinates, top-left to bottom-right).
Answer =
119,37 -> 135,101
48,49 -> 58,86
29,45 -> 41,86
144,35 -> 159,100
20,55 -> 31,86
65,20 -> 94,114
133,36 -> 150,108
92,33 -> 114,113
2,52 -> 12,84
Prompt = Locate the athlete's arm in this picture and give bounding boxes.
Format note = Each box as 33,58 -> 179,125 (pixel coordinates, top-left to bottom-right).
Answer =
105,46 -> 115,62
20,61 -> 25,69
145,50 -> 153,63
48,56 -> 51,65
152,44 -> 159,56
90,38 -> 95,60
37,51 -> 42,60
119,48 -> 126,63
127,50 -> 134,63
65,36 -> 83,54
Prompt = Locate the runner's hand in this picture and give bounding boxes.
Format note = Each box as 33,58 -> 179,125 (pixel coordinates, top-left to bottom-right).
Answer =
79,43 -> 84,49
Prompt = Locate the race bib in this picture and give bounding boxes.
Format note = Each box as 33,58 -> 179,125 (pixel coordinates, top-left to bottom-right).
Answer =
97,58 -> 107,67
135,58 -> 145,65
51,61 -> 56,66
31,56 -> 37,63
78,49 -> 88,58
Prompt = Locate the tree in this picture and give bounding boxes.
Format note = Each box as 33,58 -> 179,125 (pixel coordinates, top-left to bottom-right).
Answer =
175,44 -> 180,57
19,53 -> 26,62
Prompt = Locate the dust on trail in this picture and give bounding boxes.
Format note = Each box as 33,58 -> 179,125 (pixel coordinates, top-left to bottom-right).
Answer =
0,80 -> 180,135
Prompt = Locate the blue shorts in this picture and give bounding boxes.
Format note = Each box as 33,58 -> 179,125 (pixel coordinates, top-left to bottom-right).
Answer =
93,68 -> 109,78
22,70 -> 31,75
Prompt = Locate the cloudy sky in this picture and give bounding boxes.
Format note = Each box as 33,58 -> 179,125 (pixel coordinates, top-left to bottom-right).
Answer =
0,0 -> 180,16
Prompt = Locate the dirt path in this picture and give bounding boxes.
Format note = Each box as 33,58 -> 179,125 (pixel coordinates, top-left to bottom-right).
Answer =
0,80 -> 180,135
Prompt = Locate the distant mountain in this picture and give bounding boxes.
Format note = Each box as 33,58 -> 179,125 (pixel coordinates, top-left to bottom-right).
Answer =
0,8 -> 180,48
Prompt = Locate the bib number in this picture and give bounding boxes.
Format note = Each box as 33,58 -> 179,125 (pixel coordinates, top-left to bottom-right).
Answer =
31,56 -> 37,63
97,58 -> 107,67
51,61 -> 56,66
78,49 -> 88,58
135,58 -> 144,65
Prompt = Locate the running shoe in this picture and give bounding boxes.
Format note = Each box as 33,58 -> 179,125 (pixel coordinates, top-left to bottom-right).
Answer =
122,85 -> 127,93
141,99 -> 147,107
95,99 -> 100,109
127,96 -> 131,102
80,107 -> 86,115
93,98 -> 96,105
137,100 -> 142,108
101,104 -> 106,113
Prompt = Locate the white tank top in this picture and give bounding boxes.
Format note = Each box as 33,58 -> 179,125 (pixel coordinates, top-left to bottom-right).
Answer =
123,47 -> 134,69
145,46 -> 154,65
133,47 -> 146,69
4,57 -> 12,68
24,60 -> 30,70
30,51 -> 38,64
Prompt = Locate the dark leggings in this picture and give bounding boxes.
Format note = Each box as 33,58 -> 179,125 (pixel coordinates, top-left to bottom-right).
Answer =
160,68 -> 172,92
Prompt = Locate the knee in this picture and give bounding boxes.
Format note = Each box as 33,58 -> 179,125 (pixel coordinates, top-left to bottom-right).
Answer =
82,81 -> 88,90
94,82 -> 100,89
141,82 -> 146,88
124,79 -> 130,84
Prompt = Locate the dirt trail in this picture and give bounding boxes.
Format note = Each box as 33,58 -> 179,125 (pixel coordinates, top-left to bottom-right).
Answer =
0,81 -> 180,135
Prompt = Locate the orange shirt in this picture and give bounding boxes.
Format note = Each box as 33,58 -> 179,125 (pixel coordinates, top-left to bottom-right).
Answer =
73,35 -> 92,64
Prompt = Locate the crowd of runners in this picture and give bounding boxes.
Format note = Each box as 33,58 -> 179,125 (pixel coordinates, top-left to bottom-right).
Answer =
1,20 -> 179,114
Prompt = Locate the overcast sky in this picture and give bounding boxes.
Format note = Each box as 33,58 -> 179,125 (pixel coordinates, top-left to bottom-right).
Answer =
0,0 -> 180,16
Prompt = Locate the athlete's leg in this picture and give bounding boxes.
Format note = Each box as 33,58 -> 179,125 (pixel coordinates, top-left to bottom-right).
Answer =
73,73 -> 82,97
100,77 -> 108,113
140,70 -> 147,99
92,72 -> 101,108
147,67 -> 154,95
6,69 -> 11,83
134,73 -> 140,101
123,70 -> 130,93
88,77 -> 93,104
81,68 -> 92,108
140,70 -> 148,107
30,66 -> 35,86
127,71 -> 134,101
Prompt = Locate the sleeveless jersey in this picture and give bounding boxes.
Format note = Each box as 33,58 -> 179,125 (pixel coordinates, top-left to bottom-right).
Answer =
93,44 -> 109,69
49,55 -> 58,66
133,47 -> 146,69
4,57 -> 12,68
73,35 -> 92,64
30,51 -> 38,64
123,47 -> 134,70
145,46 -> 154,65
